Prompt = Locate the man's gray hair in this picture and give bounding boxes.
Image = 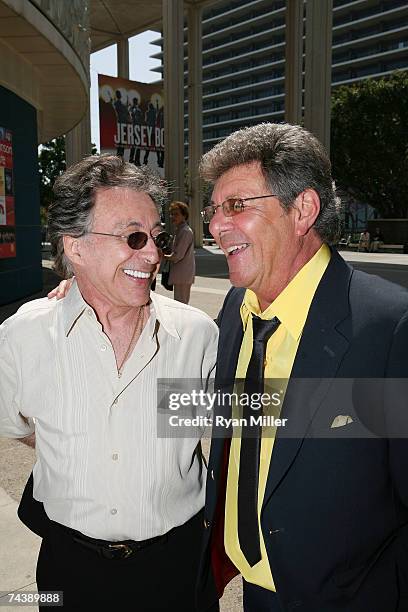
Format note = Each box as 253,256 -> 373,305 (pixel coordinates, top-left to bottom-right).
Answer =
200,122 -> 342,244
48,154 -> 166,278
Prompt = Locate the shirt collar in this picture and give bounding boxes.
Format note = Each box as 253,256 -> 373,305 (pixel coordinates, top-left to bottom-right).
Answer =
148,292 -> 181,340
62,280 -> 180,340
62,279 -> 89,336
240,244 -> 331,341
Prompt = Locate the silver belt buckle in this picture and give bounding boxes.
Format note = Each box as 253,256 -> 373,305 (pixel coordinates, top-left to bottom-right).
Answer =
108,543 -> 133,558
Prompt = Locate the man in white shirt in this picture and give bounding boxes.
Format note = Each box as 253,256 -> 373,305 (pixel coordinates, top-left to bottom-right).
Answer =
0,155 -> 219,611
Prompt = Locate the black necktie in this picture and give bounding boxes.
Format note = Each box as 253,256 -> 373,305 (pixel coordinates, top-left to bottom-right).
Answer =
238,314 -> 281,567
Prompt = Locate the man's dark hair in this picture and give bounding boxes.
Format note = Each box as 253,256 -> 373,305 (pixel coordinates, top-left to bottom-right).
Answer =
48,154 -> 166,278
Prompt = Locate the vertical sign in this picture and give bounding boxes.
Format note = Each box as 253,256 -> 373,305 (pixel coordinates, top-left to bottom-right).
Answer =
98,74 -> 164,177
0,127 -> 16,258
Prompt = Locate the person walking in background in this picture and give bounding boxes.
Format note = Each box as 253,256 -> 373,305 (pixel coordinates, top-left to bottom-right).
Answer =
164,201 -> 195,304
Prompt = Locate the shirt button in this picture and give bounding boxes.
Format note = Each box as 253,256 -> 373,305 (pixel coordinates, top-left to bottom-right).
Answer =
110,508 -> 118,515
112,453 -> 118,461
87,309 -> 93,316
101,345 -> 107,351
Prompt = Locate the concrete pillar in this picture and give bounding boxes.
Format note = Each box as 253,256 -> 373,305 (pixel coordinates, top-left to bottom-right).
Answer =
284,0 -> 303,125
65,108 -> 91,167
117,37 -> 129,79
187,5 -> 203,247
304,0 -> 333,152
163,0 -> 185,203
65,30 -> 92,167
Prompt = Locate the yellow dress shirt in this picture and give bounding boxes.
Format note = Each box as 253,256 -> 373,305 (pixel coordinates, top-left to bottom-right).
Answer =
224,244 -> 331,590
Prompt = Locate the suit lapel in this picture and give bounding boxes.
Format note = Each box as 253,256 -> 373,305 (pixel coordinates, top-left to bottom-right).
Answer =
209,288 -> 245,484
215,288 -> 245,398
207,289 -> 245,521
263,251 -> 353,504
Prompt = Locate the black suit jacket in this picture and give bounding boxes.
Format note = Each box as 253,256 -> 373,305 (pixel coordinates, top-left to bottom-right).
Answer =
197,250 -> 408,612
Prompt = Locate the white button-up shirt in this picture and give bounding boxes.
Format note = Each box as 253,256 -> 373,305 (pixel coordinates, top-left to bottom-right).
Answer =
0,282 -> 218,540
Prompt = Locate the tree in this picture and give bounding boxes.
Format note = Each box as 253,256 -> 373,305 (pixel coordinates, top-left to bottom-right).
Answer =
38,136 -> 66,225
38,138 -> 98,225
331,71 -> 408,218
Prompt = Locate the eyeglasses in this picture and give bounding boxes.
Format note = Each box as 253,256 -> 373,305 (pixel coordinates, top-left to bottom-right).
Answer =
201,194 -> 277,224
86,230 -> 173,255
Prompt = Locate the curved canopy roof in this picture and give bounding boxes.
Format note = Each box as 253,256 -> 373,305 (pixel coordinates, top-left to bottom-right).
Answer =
90,0 -> 219,52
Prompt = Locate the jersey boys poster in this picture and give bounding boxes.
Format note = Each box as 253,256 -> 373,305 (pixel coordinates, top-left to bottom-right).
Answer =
0,127 -> 16,259
98,74 -> 164,176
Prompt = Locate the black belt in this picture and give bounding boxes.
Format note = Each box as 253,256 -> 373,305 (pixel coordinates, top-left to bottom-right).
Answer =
56,523 -> 168,560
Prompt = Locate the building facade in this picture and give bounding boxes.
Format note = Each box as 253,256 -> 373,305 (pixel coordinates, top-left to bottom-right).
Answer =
152,0 -> 408,151
0,0 -> 90,304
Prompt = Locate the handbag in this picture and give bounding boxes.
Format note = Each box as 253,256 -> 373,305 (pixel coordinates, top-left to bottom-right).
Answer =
160,260 -> 173,291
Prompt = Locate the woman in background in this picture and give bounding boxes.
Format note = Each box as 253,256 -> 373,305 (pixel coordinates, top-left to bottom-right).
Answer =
165,201 -> 195,304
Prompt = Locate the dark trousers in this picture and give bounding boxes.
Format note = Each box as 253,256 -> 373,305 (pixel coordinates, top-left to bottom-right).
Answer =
243,580 -> 284,612
36,511 -> 205,612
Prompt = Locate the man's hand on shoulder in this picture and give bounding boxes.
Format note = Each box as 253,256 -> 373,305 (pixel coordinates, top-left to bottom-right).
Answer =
47,277 -> 74,300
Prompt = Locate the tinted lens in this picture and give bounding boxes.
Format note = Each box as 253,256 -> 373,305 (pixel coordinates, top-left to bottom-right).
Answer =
201,207 -> 214,223
154,231 -> 172,253
224,198 -> 243,215
127,232 -> 148,250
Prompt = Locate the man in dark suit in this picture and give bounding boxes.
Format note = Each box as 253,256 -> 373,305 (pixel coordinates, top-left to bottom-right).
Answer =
197,122 -> 408,612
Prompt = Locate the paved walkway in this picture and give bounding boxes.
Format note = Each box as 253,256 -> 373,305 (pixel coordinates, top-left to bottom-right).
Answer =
0,487 -> 40,611
338,249 -> 408,266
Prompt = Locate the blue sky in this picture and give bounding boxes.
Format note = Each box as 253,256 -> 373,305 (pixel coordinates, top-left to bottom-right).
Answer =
90,30 -> 161,151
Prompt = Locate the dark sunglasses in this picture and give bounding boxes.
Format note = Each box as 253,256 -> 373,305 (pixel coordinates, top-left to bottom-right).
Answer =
86,230 -> 173,255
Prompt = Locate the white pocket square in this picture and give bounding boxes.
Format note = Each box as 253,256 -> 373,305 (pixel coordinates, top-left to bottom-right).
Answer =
331,415 -> 354,428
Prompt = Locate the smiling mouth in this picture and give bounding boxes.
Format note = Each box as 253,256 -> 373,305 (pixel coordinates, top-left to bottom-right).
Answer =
226,243 -> 250,256
123,269 -> 151,279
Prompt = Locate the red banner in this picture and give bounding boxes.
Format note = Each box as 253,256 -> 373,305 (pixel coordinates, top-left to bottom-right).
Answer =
0,127 -> 16,259
98,74 -> 164,176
